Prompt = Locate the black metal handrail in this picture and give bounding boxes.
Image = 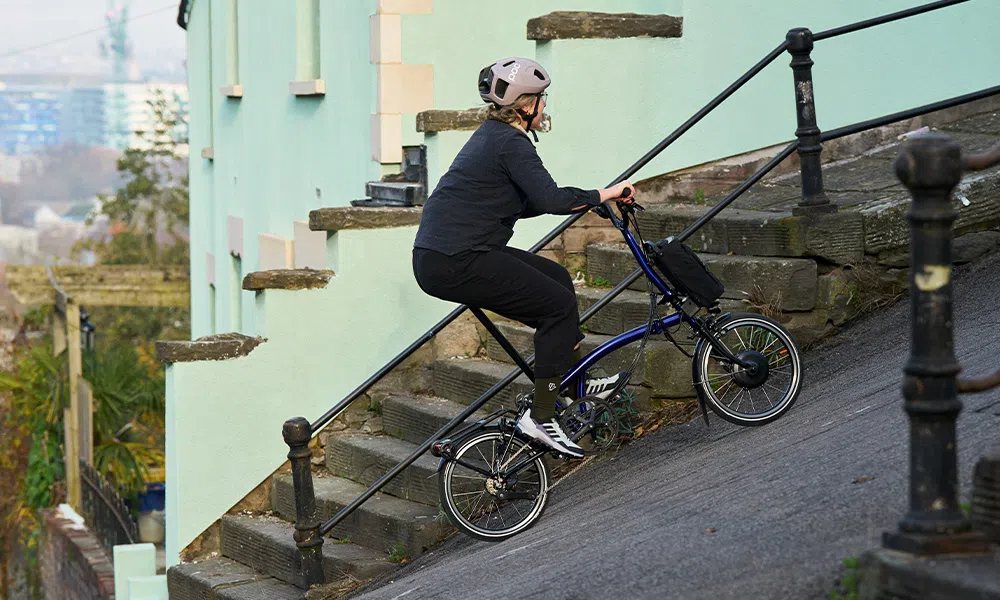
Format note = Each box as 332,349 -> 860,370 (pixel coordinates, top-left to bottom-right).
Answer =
80,461 -> 139,556
285,0 -> 995,584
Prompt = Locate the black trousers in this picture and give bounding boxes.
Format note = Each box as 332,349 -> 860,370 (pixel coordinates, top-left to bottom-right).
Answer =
413,246 -> 584,379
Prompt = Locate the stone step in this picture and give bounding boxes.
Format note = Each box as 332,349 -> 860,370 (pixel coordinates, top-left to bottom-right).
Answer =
432,358 -> 533,410
485,322 -> 695,399
326,434 -> 440,506
575,286 -> 676,337
574,285 -> 831,351
382,394 -> 487,446
633,203 -> 864,265
168,556 -> 307,600
585,243 -> 818,311
271,473 -> 449,559
219,514 -> 394,590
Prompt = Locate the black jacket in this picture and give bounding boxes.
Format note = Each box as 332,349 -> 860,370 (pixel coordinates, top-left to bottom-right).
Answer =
413,119 -> 601,255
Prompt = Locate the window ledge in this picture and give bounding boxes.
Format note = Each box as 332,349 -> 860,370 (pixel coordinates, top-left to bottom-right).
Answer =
290,80 -> 326,96
220,84 -> 243,98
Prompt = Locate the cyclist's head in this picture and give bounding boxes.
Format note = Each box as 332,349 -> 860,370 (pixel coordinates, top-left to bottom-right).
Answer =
478,57 -> 550,136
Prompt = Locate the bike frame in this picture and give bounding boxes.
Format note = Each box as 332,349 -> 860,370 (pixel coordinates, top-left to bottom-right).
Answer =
560,203 -> 751,399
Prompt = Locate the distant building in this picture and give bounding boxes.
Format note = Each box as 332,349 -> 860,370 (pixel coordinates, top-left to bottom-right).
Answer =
0,78 -> 189,155
0,84 -> 64,155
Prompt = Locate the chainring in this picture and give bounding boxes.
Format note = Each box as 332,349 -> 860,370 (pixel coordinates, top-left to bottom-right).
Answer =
558,396 -> 620,455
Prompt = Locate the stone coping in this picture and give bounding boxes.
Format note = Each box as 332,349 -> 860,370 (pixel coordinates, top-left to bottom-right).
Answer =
156,332 -> 266,364
527,11 -> 683,40
416,107 -> 551,134
309,206 -> 422,232
242,268 -> 334,291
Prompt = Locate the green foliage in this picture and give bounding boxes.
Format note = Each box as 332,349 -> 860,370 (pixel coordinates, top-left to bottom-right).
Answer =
388,541 -> 409,563
75,88 -> 190,268
693,189 -> 707,205
828,556 -> 860,600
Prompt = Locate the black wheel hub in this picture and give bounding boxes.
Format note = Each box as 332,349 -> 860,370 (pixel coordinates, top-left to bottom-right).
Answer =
731,350 -> 770,388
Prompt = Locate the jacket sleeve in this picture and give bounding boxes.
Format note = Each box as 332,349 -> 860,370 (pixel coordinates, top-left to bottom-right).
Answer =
499,133 -> 602,218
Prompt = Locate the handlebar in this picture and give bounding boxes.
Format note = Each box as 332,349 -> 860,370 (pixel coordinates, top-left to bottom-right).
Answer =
593,187 -> 644,228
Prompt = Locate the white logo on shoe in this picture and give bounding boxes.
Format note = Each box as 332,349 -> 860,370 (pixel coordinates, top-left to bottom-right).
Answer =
548,382 -> 557,391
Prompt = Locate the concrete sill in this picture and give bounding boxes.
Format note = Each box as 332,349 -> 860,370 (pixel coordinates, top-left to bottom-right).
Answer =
201,147 -> 214,160
220,84 -> 243,98
290,79 -> 325,96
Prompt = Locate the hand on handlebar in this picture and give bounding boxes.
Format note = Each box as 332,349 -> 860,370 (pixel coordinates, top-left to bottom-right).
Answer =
600,180 -> 636,203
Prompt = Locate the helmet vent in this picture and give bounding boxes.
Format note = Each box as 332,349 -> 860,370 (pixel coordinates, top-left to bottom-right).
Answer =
502,60 -> 515,67
494,79 -> 509,99
534,69 -> 545,80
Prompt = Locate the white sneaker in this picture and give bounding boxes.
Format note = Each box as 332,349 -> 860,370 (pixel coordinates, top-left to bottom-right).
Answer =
515,413 -> 585,458
583,371 -> 626,400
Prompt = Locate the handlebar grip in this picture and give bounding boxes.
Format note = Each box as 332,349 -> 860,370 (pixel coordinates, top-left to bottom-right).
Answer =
620,187 -> 632,199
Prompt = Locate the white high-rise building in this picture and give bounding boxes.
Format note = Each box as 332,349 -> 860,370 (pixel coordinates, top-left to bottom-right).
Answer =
104,82 -> 189,153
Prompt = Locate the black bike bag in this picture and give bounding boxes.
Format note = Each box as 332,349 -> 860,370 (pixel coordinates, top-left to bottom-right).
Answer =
649,239 -> 725,308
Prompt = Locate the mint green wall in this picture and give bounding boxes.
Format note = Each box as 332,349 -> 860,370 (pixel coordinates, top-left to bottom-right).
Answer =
186,0 -> 379,340
165,226 -> 449,564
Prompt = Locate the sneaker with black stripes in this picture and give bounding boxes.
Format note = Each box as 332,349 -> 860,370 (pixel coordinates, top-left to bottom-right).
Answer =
515,412 -> 585,458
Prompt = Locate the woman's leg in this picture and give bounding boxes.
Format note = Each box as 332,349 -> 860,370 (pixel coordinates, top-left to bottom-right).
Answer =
413,247 -> 579,418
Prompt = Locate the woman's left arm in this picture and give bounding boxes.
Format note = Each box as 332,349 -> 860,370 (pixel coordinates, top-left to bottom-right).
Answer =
500,136 -> 602,216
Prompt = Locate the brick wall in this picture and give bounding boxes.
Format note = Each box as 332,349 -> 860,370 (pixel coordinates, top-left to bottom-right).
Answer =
38,509 -> 115,600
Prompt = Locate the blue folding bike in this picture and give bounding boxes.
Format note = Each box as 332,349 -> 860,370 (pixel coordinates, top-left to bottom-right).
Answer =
431,193 -> 803,541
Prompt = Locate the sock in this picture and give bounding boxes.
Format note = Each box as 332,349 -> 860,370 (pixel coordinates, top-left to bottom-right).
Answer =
531,376 -> 561,421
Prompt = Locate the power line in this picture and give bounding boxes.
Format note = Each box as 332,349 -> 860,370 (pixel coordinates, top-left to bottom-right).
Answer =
0,4 -> 177,61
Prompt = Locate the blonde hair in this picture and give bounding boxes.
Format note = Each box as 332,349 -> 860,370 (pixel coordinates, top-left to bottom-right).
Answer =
486,94 -> 541,125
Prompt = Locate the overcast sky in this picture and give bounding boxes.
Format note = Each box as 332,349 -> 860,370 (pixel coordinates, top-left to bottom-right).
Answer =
0,0 -> 186,79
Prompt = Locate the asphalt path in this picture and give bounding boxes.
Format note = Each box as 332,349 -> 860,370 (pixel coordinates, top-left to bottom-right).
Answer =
349,250 -> 1000,600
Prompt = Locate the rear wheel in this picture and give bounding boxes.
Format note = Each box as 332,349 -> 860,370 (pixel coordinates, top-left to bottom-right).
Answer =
693,312 -> 802,426
438,428 -> 549,542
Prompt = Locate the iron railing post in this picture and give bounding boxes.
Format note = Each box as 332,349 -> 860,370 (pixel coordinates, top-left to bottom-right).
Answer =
283,417 -> 325,585
881,133 -> 989,555
786,27 -> 834,215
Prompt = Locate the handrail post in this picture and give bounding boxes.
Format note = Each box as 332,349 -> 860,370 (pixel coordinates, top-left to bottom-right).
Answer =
786,28 -> 834,215
282,417 -> 325,586
881,133 -> 989,555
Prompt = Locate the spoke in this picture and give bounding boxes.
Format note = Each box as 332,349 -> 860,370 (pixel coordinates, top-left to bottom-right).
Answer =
748,388 -> 756,413
510,501 -> 524,520
715,378 -> 737,398
763,381 -> 789,396
760,336 -> 780,354
476,445 -> 490,469
733,328 -> 748,351
761,384 -> 775,408
452,490 -> 487,497
704,370 -> 739,383
726,387 -> 745,409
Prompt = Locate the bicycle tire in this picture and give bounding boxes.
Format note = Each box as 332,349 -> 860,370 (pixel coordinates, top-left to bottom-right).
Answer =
691,312 -> 803,426
438,427 -> 550,542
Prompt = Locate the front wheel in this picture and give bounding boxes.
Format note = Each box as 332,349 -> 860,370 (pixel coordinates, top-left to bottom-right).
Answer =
693,312 -> 803,426
438,428 -> 550,542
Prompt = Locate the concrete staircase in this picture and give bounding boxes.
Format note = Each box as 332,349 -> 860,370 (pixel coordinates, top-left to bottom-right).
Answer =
167,78 -> 1000,600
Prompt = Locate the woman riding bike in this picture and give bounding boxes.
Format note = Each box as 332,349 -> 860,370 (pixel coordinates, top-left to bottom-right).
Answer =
412,57 -> 635,459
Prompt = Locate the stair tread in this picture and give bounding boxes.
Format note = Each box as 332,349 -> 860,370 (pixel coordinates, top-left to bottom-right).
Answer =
435,357 -> 532,381
289,472 -> 438,521
326,434 -> 440,505
220,514 -> 394,589
169,556 -> 306,600
383,393 -> 474,421
272,472 -> 448,558
381,393 -> 489,445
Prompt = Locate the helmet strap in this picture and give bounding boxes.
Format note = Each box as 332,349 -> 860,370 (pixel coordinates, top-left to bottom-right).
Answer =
517,96 -> 542,143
